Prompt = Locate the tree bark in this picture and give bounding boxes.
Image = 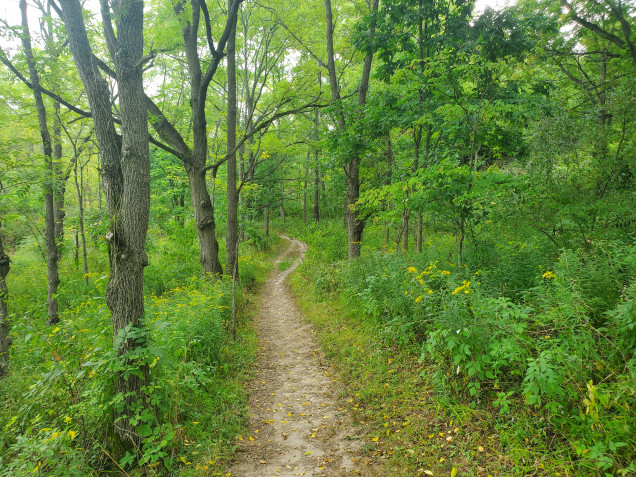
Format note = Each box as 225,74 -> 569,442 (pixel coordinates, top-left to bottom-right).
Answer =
226,0 -> 239,277
0,222 -> 10,378
20,0 -> 60,325
59,0 -> 150,451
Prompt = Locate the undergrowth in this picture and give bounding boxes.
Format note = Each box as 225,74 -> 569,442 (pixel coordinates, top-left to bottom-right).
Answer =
286,218 -> 636,477
0,222 -> 277,475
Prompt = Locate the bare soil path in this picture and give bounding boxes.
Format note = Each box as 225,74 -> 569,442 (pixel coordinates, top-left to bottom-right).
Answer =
228,236 -> 379,477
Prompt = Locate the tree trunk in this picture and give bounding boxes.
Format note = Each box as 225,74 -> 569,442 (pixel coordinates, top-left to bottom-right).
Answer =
313,107 -> 320,222
313,151 -> 320,222
59,0 -> 150,451
458,218 -> 465,267
279,181 -> 285,225
401,209 -> 410,251
303,150 -> 309,225
188,166 -> 223,275
52,101 -> 66,247
74,159 -> 89,285
264,207 -> 269,237
0,223 -> 10,378
384,132 -> 394,250
325,0 -> 378,259
20,0 -> 60,325
416,211 -> 423,253
344,158 -> 364,258
225,0 -> 239,277
162,0 -> 239,277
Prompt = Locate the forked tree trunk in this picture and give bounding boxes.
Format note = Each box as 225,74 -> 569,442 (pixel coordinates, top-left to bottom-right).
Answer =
59,0 -> 150,452
325,0 -> 378,259
20,0 -> 60,325
0,224 -> 10,378
144,0 -> 239,277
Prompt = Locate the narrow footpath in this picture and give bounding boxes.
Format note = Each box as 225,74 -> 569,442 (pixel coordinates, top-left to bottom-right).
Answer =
229,236 -> 379,477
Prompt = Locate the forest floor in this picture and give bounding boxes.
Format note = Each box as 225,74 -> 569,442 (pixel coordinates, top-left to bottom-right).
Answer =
228,236 -> 382,477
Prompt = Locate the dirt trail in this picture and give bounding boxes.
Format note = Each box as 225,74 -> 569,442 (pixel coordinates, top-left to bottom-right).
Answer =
229,236 -> 378,477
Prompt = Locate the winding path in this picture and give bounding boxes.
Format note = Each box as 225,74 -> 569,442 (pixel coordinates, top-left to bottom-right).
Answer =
229,236 -> 378,477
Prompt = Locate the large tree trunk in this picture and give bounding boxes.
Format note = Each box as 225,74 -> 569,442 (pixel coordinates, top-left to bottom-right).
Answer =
0,223 -> 10,378
59,0 -> 150,452
226,2 -> 239,277
188,166 -> 223,275
20,0 -> 60,325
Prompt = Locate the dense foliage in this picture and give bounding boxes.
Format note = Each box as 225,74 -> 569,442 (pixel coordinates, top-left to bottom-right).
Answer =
0,0 -> 634,474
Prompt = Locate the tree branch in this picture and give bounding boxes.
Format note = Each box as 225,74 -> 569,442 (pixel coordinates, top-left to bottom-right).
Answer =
204,96 -> 328,173
0,49 -> 93,118
561,0 -> 625,49
199,0 -> 218,57
200,0 -> 242,94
